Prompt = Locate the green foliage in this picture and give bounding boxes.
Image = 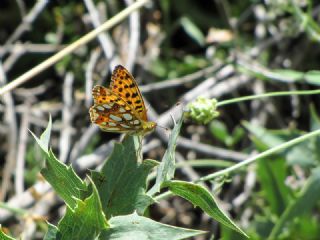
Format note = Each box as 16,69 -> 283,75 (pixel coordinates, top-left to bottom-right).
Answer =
100,212 -> 205,240
57,179 -> 108,240
3,1 -> 320,239
163,180 -> 248,238
244,122 -> 320,168
240,109 -> 320,238
148,116 -> 183,195
180,17 -> 205,46
257,157 -> 291,216
44,224 -> 60,240
30,117 -> 86,209
42,149 -> 87,209
239,66 -> 320,86
209,120 -> 245,148
0,228 -> 15,240
14,115 -> 248,240
269,167 -> 320,239
91,136 -> 158,218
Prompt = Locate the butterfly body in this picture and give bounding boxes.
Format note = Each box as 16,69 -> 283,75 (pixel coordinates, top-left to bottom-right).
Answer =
89,65 -> 156,135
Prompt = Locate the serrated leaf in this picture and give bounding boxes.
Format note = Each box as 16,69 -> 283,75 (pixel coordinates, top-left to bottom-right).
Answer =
58,179 -> 108,240
100,212 -> 205,240
44,223 -> 61,240
148,116 -> 183,195
269,167 -> 320,239
0,228 -> 15,240
164,180 -> 248,238
91,136 -> 158,219
29,115 -> 52,153
41,149 -> 86,209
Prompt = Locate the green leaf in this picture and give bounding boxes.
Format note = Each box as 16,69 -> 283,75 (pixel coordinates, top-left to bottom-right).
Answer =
29,115 -> 52,153
0,228 -> 15,240
91,136 -> 158,219
285,139 -> 318,167
221,224 -> 248,240
31,117 -> 86,209
269,167 -> 320,239
244,122 -> 318,167
309,105 -> 320,164
41,150 -> 86,209
243,122 -> 285,149
209,120 -> 229,143
271,69 -> 304,81
304,70 -> 320,86
180,17 -> 205,46
210,120 -> 245,147
148,116 -> 183,195
163,180 -> 248,238
230,126 -> 245,146
310,104 -> 320,131
100,212 -> 205,240
44,223 -> 61,240
58,178 -> 108,240
257,157 -> 291,215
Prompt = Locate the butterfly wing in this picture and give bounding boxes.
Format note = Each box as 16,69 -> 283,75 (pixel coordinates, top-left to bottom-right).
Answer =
89,85 -> 143,132
110,65 -> 148,121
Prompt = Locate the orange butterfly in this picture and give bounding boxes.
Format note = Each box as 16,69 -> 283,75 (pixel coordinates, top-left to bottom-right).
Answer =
89,65 -> 156,135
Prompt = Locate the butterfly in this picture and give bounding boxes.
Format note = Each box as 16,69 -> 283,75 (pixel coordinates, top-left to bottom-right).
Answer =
89,65 -> 157,135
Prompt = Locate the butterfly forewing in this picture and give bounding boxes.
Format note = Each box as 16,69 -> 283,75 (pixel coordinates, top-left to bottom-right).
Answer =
110,65 -> 147,121
89,86 -> 142,133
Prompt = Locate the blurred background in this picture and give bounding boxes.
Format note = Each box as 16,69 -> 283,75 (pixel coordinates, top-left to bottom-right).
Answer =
1,0 -> 320,239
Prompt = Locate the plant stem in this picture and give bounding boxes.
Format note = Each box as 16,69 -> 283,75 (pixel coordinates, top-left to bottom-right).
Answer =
217,89 -> 320,107
155,128 -> 320,201
200,128 -> 320,181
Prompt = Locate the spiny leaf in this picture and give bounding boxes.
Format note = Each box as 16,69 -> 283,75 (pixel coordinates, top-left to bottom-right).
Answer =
41,149 -> 86,209
29,115 -> 52,153
91,135 -> 158,219
57,178 -> 108,240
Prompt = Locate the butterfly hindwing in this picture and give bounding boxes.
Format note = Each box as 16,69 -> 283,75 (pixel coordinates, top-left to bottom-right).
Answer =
110,65 -> 147,121
90,86 -> 142,132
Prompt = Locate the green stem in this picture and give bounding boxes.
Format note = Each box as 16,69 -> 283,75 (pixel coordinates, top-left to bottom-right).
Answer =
155,128 -> 320,201
217,89 -> 320,107
200,128 -> 320,181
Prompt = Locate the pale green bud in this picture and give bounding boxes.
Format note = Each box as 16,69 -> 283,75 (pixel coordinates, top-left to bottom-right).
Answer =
186,96 -> 219,124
